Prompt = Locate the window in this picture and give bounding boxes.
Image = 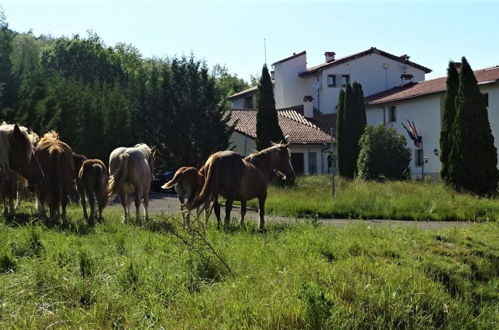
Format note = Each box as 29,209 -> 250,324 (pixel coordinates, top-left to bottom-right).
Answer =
341,74 -> 350,86
483,93 -> 489,107
291,153 -> 304,175
308,152 -> 317,175
327,75 -> 336,87
244,96 -> 253,109
415,149 -> 423,166
389,106 -> 397,122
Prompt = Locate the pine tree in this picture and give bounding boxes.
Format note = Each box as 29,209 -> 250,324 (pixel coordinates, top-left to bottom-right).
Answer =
336,89 -> 346,175
341,84 -> 357,178
440,62 -> 459,184
448,57 -> 498,195
256,64 -> 283,150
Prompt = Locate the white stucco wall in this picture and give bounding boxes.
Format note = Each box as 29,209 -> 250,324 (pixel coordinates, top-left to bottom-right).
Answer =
366,83 -> 499,179
230,132 -> 257,156
273,53 -> 307,109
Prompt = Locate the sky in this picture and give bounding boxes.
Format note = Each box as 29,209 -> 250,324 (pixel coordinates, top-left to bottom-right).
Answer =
2,0 -> 499,81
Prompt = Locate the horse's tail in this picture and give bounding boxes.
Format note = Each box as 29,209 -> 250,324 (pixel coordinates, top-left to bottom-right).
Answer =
187,158 -> 221,211
107,153 -> 129,202
161,167 -> 188,190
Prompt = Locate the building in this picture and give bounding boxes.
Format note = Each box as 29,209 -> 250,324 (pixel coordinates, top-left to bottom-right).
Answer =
366,65 -> 499,179
228,106 -> 334,175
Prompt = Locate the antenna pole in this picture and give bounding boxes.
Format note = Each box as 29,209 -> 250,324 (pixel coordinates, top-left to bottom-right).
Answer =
264,38 -> 267,64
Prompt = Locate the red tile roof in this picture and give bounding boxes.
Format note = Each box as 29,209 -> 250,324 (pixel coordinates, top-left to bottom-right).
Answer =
366,65 -> 499,105
299,47 -> 431,77
228,107 -> 334,144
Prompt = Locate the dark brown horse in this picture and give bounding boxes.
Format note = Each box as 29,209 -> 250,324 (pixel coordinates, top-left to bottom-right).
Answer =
34,131 -> 75,225
0,123 -> 43,215
162,166 -> 208,226
188,143 -> 295,230
78,159 -> 108,225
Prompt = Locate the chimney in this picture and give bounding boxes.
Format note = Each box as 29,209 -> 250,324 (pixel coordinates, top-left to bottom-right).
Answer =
324,51 -> 336,63
399,54 -> 410,61
270,70 -> 275,80
302,95 -> 314,118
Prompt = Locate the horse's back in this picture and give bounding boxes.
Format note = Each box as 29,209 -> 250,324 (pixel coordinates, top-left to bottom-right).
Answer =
80,159 -> 108,191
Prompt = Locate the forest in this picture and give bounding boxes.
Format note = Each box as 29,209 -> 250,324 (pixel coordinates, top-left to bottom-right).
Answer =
0,17 -> 249,168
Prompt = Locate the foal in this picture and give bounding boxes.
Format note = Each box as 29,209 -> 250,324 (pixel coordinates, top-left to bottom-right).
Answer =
78,159 -> 108,225
161,166 -> 208,226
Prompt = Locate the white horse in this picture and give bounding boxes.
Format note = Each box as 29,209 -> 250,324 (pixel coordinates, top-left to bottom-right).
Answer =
107,144 -> 156,224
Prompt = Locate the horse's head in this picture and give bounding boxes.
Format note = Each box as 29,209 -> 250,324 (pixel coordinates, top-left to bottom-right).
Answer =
10,124 -> 44,184
73,152 -> 88,176
148,146 -> 157,173
272,142 -> 295,181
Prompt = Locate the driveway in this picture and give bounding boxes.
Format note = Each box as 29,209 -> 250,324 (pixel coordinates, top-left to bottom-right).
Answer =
110,193 -> 473,230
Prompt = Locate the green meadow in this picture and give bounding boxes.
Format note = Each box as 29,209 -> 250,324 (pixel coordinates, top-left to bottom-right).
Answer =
0,203 -> 497,329
248,175 -> 499,221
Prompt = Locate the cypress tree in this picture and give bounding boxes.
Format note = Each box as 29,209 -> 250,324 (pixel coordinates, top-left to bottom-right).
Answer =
256,64 -> 284,150
440,62 -> 459,184
336,89 -> 346,175
448,57 -> 498,195
342,84 -> 357,178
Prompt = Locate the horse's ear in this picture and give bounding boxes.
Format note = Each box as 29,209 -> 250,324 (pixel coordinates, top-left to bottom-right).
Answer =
13,124 -> 22,137
151,146 -> 157,155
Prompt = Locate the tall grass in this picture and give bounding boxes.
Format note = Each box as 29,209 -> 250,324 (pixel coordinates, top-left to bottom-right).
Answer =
0,205 -> 497,328
251,175 -> 499,221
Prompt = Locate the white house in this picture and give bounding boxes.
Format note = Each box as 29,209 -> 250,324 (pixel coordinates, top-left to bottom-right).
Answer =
366,65 -> 499,179
228,47 -> 430,175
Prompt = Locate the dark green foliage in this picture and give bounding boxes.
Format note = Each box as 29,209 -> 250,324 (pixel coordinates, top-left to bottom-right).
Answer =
336,89 -> 345,175
4,30 -> 237,166
448,57 -> 498,195
0,250 -> 16,273
339,83 -> 366,178
440,62 -> 460,184
357,125 -> 411,180
256,64 -> 284,150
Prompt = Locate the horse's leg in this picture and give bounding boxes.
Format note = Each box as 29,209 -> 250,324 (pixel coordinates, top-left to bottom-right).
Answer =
35,187 -> 46,217
134,191 -> 141,225
203,200 -> 212,224
80,189 -> 88,221
119,191 -> 128,223
97,190 -> 106,223
224,199 -> 233,229
143,188 -> 150,223
61,186 -> 69,226
213,197 -> 221,228
178,194 -> 187,227
240,200 -> 247,227
87,191 -> 96,226
258,194 -> 267,231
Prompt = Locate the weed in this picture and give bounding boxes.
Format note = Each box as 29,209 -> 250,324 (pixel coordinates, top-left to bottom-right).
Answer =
0,250 -> 16,273
299,281 -> 334,329
78,250 -> 94,278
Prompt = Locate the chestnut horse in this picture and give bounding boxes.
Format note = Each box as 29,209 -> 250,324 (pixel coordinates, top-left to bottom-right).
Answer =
107,144 -> 156,224
161,166 -> 209,227
78,159 -> 108,225
34,131 -> 75,225
0,124 -> 43,215
188,143 -> 295,230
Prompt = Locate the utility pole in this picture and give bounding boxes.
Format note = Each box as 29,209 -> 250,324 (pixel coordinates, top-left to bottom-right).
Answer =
264,38 -> 267,65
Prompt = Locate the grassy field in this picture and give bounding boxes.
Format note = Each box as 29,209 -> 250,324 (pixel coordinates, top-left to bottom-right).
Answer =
247,175 -> 499,221
0,205 -> 498,328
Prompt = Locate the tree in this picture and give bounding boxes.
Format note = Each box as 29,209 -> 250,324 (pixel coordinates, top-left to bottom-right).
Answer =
336,89 -> 346,175
357,125 -> 411,181
212,64 -> 249,102
448,57 -> 498,195
440,62 -> 459,184
256,64 -> 283,150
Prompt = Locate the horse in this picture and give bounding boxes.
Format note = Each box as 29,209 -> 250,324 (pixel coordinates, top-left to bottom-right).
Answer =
161,166 -> 210,227
78,159 -> 108,225
0,124 -> 43,216
188,143 -> 295,230
34,131 -> 75,225
107,144 -> 156,224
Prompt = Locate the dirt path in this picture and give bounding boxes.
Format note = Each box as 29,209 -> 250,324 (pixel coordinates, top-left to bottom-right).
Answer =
110,193 -> 474,231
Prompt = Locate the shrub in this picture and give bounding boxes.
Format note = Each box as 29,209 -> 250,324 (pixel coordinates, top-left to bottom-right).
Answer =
357,125 -> 411,180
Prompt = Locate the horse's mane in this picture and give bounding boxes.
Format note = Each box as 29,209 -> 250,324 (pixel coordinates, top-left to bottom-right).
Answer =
134,143 -> 153,159
39,130 -> 60,143
245,143 -> 288,167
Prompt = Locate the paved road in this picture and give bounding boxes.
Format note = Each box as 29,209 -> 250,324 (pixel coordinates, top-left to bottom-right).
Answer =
110,193 -> 473,230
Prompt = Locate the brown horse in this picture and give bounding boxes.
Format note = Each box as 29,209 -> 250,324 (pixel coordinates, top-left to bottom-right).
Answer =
0,123 -> 43,215
161,166 -> 209,226
188,143 -> 295,230
34,131 -> 75,225
107,144 -> 156,224
78,159 -> 108,225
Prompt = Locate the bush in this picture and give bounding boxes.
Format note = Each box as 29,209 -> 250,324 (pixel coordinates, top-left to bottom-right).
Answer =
357,125 -> 411,180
